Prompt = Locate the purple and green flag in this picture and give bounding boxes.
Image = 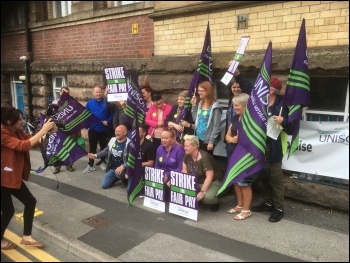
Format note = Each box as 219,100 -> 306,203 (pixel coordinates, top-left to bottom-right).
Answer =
124,70 -> 147,126
283,19 -> 310,159
184,21 -> 212,119
52,92 -> 101,135
126,107 -> 144,205
33,127 -> 87,173
217,42 -> 272,195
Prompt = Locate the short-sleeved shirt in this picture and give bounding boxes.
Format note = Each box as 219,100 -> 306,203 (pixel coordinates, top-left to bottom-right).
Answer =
109,140 -> 126,169
183,149 -> 220,184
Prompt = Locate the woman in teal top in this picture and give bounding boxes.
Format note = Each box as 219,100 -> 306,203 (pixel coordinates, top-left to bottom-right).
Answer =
191,81 -> 222,155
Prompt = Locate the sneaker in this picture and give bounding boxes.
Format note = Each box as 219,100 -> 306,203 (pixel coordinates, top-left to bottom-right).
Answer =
269,208 -> 284,222
52,167 -> 60,174
83,165 -> 96,174
100,162 -> 107,170
66,166 -> 75,172
251,202 -> 274,212
210,203 -> 220,212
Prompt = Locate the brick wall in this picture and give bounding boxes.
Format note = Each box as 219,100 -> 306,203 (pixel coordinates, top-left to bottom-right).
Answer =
31,15 -> 154,61
154,1 -> 349,55
1,34 -> 27,63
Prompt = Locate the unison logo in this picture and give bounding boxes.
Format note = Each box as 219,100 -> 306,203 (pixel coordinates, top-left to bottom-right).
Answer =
317,127 -> 349,145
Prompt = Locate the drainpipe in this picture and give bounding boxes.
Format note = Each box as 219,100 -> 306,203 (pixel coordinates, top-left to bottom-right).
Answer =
24,2 -> 34,121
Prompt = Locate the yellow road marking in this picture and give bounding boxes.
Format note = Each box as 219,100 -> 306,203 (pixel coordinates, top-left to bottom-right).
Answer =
15,208 -> 43,225
4,230 -> 60,262
1,249 -> 32,262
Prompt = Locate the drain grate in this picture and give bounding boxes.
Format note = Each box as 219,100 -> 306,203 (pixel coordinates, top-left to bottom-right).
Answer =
81,216 -> 112,228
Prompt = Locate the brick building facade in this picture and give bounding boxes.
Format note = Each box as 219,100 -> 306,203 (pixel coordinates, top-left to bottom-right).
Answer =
1,1 -> 348,118
1,1 -> 349,210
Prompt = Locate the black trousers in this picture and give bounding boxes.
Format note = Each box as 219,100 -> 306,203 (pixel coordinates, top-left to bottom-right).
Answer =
88,129 -> 109,166
1,182 -> 36,239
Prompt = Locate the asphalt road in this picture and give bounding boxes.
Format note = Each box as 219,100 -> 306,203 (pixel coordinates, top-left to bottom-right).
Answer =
5,151 -> 349,262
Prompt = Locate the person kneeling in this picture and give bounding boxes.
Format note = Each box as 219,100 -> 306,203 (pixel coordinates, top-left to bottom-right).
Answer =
182,135 -> 222,212
88,125 -> 130,189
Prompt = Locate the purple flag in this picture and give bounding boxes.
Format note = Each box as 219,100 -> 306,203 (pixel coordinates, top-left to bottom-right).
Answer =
283,19 -> 310,158
51,92 -> 101,135
126,106 -> 144,205
124,70 -> 147,126
184,21 -> 212,119
33,128 -> 87,173
217,42 -> 272,195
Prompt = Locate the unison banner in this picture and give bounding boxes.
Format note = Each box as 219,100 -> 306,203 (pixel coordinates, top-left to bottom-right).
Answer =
282,121 -> 349,179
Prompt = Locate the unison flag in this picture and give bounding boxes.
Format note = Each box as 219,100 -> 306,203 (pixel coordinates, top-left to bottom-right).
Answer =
283,19 -> 310,159
184,21 -> 212,119
217,42 -> 272,195
52,92 -> 101,135
124,70 -> 147,126
126,107 -> 144,205
33,128 -> 87,173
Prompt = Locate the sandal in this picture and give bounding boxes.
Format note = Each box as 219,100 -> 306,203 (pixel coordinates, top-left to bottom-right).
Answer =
1,241 -> 17,250
234,210 -> 251,220
227,206 -> 243,214
20,239 -> 44,247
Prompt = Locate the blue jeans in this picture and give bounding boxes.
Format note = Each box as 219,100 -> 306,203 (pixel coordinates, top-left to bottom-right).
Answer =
101,168 -> 127,189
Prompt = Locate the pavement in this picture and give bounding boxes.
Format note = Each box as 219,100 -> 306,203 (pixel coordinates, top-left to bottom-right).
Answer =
9,150 -> 350,262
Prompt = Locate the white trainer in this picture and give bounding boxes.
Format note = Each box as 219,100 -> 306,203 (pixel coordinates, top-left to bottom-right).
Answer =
83,165 -> 96,173
100,162 -> 107,170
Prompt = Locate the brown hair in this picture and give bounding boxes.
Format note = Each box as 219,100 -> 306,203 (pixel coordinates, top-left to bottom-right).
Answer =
198,81 -> 215,105
140,76 -> 152,93
1,106 -> 21,126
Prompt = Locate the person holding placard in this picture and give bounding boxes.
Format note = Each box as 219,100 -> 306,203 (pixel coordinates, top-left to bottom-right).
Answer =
182,134 -> 222,212
155,128 -> 185,186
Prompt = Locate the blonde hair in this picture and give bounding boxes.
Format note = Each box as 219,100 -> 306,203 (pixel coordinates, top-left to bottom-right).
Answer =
183,134 -> 199,148
178,90 -> 187,99
232,93 -> 249,106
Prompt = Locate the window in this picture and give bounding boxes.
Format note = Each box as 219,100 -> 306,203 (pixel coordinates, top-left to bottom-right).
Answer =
53,1 -> 71,18
52,76 -> 67,102
1,2 -> 24,27
305,76 -> 349,122
113,1 -> 141,7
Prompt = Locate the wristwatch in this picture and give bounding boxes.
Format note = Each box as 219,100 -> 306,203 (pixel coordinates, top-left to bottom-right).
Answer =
200,191 -> 206,195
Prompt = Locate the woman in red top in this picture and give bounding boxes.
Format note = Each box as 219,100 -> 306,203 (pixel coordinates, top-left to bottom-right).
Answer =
1,107 -> 55,249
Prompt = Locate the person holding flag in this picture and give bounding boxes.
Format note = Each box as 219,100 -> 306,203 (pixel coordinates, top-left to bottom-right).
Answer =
251,76 -> 292,222
253,19 -> 310,223
1,106 -> 55,249
165,90 -> 195,144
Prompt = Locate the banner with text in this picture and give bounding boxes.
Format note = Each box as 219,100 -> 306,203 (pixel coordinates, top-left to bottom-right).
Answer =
169,171 -> 198,221
143,166 -> 166,212
104,66 -> 127,101
282,121 -> 349,179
